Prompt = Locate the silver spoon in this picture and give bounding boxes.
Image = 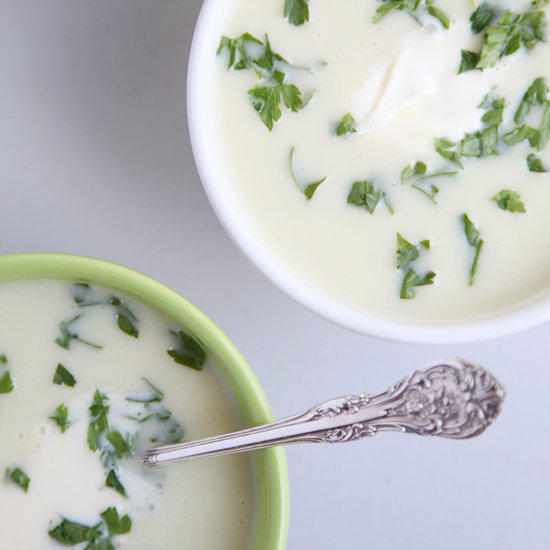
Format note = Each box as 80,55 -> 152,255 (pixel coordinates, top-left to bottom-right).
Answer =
141,357 -> 504,468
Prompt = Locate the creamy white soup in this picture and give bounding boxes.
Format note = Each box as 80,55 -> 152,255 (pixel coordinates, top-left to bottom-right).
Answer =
211,0 -> 550,322
0,279 -> 255,549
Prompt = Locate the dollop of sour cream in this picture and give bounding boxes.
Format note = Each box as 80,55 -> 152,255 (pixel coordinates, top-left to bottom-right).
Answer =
352,20 -> 489,146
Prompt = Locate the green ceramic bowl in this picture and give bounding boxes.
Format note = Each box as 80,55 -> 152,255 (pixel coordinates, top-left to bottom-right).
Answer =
0,252 -> 289,550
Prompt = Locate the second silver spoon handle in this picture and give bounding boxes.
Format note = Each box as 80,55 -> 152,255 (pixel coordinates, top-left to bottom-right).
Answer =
141,357 -> 504,467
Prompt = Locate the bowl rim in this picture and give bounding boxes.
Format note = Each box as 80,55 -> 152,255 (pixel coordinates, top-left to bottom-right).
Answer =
0,252 -> 289,550
187,0 -> 550,345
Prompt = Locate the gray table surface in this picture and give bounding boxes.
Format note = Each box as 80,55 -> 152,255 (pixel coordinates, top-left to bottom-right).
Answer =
1,1 -> 549,548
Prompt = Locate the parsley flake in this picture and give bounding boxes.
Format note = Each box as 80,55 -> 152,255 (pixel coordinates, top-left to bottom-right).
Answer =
470,3 -> 495,34
473,7 -> 548,70
396,232 -> 430,270
373,0 -> 450,29
347,180 -> 393,214
527,153 -> 547,172
5,467 -> 30,493
401,161 -> 427,184
401,160 -> 457,202
400,269 -> 436,299
435,137 -> 464,168
284,0 -> 310,25
49,404 -> 72,433
0,370 -> 14,393
336,113 -> 357,136
219,33 -> 308,130
167,329 -> 207,371
106,469 -> 127,498
289,147 -> 326,199
88,389 -> 110,452
502,124 -> 539,146
100,507 -> 132,536
492,189 -> 527,212
74,285 -> 139,339
48,508 -> 130,549
217,33 -> 263,71
458,50 -> 481,74
53,363 -> 77,387
535,100 -> 550,150
396,233 -> 434,299
462,214 -> 484,285
514,77 -> 548,124
55,315 -> 103,350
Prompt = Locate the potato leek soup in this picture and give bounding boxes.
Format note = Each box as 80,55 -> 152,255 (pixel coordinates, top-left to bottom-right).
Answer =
210,0 -> 550,322
0,280 -> 255,549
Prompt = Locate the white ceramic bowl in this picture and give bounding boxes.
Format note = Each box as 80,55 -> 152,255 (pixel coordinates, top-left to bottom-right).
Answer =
187,0 -> 550,345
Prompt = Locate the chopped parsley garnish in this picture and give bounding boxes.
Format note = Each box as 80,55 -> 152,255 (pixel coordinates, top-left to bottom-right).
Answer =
434,94 -> 507,167
400,269 -> 437,299
460,96 -> 503,157
0,354 -> 13,393
289,146 -> 326,199
462,214 -> 485,285
347,180 -> 393,214
435,137 -> 464,168
396,233 -> 435,299
105,469 -> 127,498
458,50 -> 481,74
462,6 -> 548,71
527,153 -> 547,172
49,404 -> 71,433
426,0 -> 450,29
48,518 -> 98,545
53,363 -> 77,387
536,100 -> 550,150
49,507 -> 131,548
55,315 -> 103,350
109,298 -> 139,338
88,389 -> 110,453
86,379 -> 183,500
514,76 -> 548,123
73,284 -> 139,339
373,0 -> 450,29
506,77 -> 550,152
249,73 -> 304,130
125,378 -> 183,445
400,160 -> 457,203
284,0 -> 310,25
396,232 -> 430,270
167,329 -> 207,371
470,2 -> 495,34
502,124 -> 539,146
217,33 -> 263,70
461,125 -> 499,157
400,160 -> 427,184
336,113 -> 357,136
481,96 -> 505,125
100,507 -> 132,536
218,33 -> 307,130
492,189 -> 527,212
0,370 -> 14,393
5,467 -> 30,493
88,387 -> 165,485
125,377 -> 164,403
106,430 -> 131,460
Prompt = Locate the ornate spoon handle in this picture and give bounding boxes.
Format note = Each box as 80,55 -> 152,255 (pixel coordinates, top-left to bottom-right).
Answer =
141,358 -> 504,468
